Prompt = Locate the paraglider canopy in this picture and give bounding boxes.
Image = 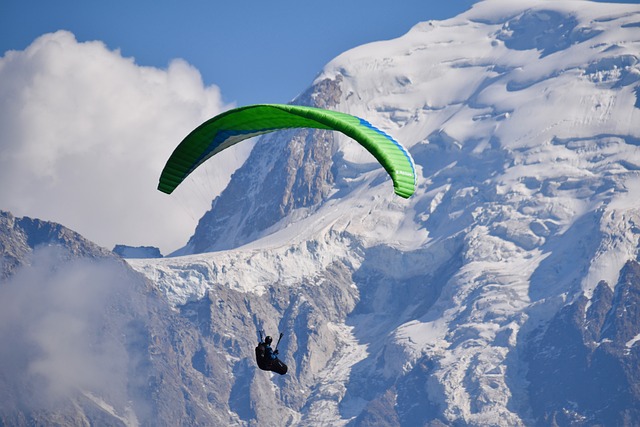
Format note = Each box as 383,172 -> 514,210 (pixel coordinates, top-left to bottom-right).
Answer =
158,104 -> 416,198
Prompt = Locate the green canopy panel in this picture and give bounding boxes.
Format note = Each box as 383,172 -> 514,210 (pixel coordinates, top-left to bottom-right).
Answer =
158,104 -> 416,198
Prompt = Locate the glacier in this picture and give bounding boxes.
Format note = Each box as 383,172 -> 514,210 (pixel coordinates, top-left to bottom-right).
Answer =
1,0 -> 639,426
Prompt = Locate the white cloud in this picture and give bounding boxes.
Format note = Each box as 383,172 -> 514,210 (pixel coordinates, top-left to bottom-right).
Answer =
0,31 -> 250,254
0,247 -> 144,416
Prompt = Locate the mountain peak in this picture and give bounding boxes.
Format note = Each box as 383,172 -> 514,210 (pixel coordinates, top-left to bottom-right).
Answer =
0,210 -> 113,278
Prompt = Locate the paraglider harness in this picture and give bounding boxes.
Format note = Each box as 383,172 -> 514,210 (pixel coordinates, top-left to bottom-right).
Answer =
255,330 -> 288,375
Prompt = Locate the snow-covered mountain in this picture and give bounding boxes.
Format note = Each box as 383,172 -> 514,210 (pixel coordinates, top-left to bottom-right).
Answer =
2,0 -> 640,426
129,1 -> 640,425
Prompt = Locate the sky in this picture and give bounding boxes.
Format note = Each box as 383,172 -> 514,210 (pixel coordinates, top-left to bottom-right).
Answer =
1,0 -> 478,106
0,0 -> 635,255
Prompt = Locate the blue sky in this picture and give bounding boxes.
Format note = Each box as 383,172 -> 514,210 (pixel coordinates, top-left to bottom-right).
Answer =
2,0 -> 480,105
3,0 -> 633,105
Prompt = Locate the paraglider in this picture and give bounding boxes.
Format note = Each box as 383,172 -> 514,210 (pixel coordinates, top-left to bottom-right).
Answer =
158,104 -> 416,198
255,331 -> 288,375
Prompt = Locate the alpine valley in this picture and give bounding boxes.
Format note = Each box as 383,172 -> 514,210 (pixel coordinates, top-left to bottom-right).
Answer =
1,1 -> 640,425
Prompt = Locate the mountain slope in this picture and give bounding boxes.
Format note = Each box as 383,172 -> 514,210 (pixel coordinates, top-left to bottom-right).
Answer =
526,262 -> 640,425
0,211 -> 252,426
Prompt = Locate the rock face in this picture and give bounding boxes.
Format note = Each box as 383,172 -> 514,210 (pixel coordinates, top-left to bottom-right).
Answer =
113,244 -> 163,259
526,261 -> 640,426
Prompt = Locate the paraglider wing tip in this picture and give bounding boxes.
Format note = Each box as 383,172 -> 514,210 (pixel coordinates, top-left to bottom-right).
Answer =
396,190 -> 413,199
157,183 -> 174,194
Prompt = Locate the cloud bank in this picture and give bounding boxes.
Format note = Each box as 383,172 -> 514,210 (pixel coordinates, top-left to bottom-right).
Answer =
0,247 -> 150,423
0,31 -> 251,253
